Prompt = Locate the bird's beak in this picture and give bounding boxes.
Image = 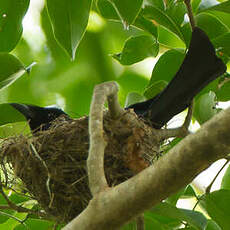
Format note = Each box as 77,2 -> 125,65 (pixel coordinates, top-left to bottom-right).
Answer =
10,103 -> 34,120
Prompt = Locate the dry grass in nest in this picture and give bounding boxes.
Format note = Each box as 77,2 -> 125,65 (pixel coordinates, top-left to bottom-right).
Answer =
0,110 -> 160,223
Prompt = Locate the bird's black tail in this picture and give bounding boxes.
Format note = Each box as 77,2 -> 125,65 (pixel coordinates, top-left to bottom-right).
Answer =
127,27 -> 227,128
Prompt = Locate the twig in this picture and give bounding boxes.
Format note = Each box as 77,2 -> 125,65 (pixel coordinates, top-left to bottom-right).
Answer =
88,82 -> 124,195
184,0 -> 196,30
157,102 -> 193,141
182,100 -> 193,131
29,142 -> 52,200
206,160 -> 229,193
136,215 -> 145,230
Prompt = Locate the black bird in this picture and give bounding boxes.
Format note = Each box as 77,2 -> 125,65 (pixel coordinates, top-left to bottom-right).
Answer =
10,103 -> 69,132
127,27 -> 227,128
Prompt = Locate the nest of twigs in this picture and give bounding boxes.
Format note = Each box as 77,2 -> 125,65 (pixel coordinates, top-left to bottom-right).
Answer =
0,110 -> 160,223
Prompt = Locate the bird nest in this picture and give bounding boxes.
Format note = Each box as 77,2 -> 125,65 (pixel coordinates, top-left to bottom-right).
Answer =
0,110 -> 160,223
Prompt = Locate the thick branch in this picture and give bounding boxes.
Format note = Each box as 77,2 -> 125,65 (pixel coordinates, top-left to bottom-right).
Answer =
64,106 -> 230,230
87,82 -> 124,195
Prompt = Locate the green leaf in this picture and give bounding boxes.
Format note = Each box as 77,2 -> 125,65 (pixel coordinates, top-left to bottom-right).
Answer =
221,164 -> 230,190
158,26 -> 186,48
195,13 -> 229,40
212,32 -> 230,57
14,218 -> 54,230
192,0 -> 202,13
125,92 -> 146,107
117,71 -> 149,106
183,185 -> 197,198
194,91 -> 217,124
144,214 -> 165,230
201,1 -> 230,13
150,202 -> 207,229
97,1 -> 158,37
144,80 -> 167,99
0,53 -> 26,91
148,49 -> 185,86
165,187 -> 186,206
134,14 -> 158,37
109,0 -> 143,27
113,35 -> 159,65
143,5 -> 185,43
205,220 -> 222,230
0,0 -> 29,52
166,1 -> 187,27
145,0 -> 165,10
97,0 -> 119,20
46,0 -> 92,60
0,104 -> 26,127
200,190 -> 230,230
216,78 -> 230,101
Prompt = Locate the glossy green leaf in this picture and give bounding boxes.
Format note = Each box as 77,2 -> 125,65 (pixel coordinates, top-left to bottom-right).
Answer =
194,91 -> 217,124
0,104 -> 26,127
113,35 -> 159,65
143,5 -> 185,43
14,218 -> 54,230
144,80 -> 167,99
183,185 -> 197,198
0,0 -> 29,52
202,1 -> 230,13
205,220 -> 222,230
213,32 -> 230,57
134,14 -> 158,37
148,49 -> 185,86
145,0 -> 165,10
150,202 -> 207,229
125,92 -> 146,107
192,0 -> 202,13
117,71 -> 149,106
109,0 -> 143,27
145,210 -> 181,229
166,1 -> 186,27
0,53 -> 26,91
221,164 -> 230,190
200,190 -> 230,230
97,1 -> 157,37
46,0 -> 92,60
144,214 -> 165,230
97,0 -> 119,20
165,187 -> 186,206
195,13 -> 229,40
158,26 -> 186,48
216,78 -> 230,101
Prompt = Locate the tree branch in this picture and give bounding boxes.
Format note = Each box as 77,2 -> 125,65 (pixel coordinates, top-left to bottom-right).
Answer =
64,95 -> 230,230
87,82 -> 124,196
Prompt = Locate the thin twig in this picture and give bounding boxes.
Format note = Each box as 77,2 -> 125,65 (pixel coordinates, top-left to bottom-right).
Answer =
184,0 -> 196,30
88,82 -> 124,195
182,100 -> 193,131
206,160 -> 229,193
157,101 -> 193,141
